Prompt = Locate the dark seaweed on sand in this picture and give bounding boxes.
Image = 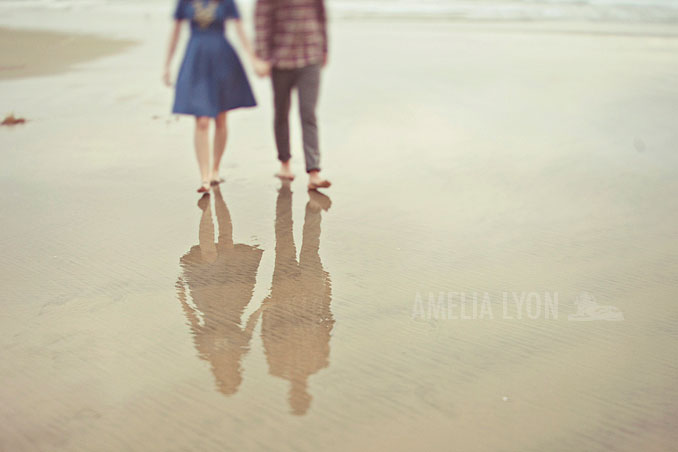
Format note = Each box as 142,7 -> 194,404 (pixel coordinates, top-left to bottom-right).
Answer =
2,114 -> 27,126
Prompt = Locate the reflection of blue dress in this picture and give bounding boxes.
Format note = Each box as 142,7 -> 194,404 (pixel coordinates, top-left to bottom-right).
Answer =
173,0 -> 256,118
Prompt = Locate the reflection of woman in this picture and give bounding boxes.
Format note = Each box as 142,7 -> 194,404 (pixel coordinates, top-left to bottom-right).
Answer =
176,187 -> 263,395
261,183 -> 334,415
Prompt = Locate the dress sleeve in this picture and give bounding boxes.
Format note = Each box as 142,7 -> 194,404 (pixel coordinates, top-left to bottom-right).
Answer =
173,0 -> 186,20
226,0 -> 241,20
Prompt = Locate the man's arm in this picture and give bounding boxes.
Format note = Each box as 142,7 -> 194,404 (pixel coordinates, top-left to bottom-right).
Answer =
254,0 -> 275,62
318,0 -> 328,65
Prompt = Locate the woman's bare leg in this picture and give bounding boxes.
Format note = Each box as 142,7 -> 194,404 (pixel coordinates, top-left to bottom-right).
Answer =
195,116 -> 211,192
212,112 -> 228,184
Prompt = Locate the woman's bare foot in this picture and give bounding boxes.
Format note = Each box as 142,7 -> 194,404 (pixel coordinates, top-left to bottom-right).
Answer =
276,161 -> 295,181
197,181 -> 211,193
308,170 -> 331,190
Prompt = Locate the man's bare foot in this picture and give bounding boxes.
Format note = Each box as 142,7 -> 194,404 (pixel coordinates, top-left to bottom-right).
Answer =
197,193 -> 210,210
308,190 -> 332,212
197,181 -> 211,193
276,161 -> 295,181
308,171 -> 331,190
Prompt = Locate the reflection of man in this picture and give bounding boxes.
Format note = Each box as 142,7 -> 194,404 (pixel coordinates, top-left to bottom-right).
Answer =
176,187 -> 264,395
261,183 -> 334,415
254,0 -> 332,190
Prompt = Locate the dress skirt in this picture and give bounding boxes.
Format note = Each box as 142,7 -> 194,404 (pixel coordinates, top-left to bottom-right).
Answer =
173,32 -> 256,118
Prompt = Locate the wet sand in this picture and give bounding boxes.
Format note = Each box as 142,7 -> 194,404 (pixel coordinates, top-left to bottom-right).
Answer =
1,10 -> 678,452
0,27 -> 135,80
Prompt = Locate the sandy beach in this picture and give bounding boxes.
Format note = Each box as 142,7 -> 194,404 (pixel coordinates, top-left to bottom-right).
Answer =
1,2 -> 678,451
0,27 -> 135,80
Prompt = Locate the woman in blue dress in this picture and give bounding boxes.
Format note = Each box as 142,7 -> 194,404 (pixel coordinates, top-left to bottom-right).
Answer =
164,0 -> 261,193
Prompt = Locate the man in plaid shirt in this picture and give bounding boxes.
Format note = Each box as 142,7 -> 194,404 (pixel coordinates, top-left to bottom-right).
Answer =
254,0 -> 331,190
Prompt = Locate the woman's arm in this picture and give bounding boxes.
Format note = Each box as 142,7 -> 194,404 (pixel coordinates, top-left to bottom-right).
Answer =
233,19 -> 256,61
233,19 -> 270,76
164,20 -> 182,86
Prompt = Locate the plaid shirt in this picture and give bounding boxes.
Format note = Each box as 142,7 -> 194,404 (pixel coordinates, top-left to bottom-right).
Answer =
255,0 -> 328,69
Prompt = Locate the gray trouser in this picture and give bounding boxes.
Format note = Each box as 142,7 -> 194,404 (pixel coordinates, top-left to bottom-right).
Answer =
272,64 -> 321,173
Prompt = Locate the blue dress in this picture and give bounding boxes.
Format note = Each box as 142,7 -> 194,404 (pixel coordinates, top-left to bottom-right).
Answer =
173,0 -> 256,118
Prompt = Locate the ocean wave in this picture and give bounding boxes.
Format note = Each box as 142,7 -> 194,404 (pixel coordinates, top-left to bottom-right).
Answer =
328,0 -> 678,22
1,0 -> 678,23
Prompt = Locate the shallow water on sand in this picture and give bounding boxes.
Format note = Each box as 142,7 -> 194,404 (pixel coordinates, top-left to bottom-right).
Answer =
1,13 -> 678,452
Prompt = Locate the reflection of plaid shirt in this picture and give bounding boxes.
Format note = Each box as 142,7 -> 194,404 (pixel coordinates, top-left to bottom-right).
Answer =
255,0 -> 328,69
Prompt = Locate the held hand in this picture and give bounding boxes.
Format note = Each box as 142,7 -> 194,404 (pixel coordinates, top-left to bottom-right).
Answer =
253,58 -> 272,78
163,67 -> 172,87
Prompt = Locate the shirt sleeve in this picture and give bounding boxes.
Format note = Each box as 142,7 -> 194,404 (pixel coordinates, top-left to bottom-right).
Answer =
226,0 -> 241,20
173,0 -> 186,20
255,0 -> 275,61
318,0 -> 328,58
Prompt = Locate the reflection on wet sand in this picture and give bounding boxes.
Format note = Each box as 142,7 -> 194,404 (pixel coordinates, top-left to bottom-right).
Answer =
176,187 -> 263,395
176,184 -> 334,414
262,184 -> 334,416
